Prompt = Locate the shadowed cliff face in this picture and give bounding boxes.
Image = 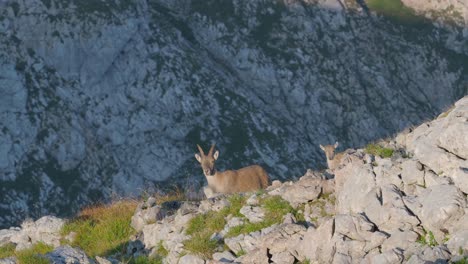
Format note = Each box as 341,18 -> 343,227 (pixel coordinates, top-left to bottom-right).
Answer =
0,0 -> 467,228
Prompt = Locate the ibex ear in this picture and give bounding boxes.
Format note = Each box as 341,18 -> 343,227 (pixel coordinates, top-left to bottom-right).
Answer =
319,144 -> 325,151
334,142 -> 339,148
195,153 -> 202,163
213,150 -> 219,160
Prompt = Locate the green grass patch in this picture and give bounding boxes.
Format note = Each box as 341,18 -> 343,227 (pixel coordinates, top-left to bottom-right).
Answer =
61,200 -> 138,257
367,0 -> 423,24
183,194 -> 247,258
417,229 -> 438,247
125,255 -> 163,264
365,144 -> 394,158
221,194 -> 247,217
0,243 -> 15,259
454,257 -> 468,264
0,242 -> 54,264
183,233 -> 219,259
226,195 -> 299,238
156,241 -> 168,257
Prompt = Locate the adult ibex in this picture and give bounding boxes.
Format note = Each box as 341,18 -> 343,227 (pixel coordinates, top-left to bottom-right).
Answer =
195,144 -> 269,194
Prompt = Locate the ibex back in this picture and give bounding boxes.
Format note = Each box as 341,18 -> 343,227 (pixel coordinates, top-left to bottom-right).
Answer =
195,144 -> 269,194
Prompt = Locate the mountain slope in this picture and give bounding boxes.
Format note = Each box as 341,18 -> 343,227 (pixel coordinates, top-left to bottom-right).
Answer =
0,0 -> 467,228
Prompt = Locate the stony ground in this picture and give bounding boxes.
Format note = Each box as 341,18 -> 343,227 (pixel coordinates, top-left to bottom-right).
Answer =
0,96 -> 467,263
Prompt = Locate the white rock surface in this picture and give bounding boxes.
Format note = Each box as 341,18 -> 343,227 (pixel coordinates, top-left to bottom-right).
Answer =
178,254 -> 205,264
8,216 -> 64,250
46,245 -> 92,264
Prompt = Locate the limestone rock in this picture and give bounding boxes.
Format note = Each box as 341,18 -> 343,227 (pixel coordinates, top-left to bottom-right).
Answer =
178,254 -> 205,264
406,245 -> 451,263
10,216 -> 64,250
447,230 -> 468,256
46,245 -> 92,264
336,164 -> 376,214
381,229 -> 419,254
363,184 -> 420,233
0,258 -> 16,264
212,251 -> 235,263
408,185 -> 466,242
0,229 -> 19,246
368,249 -> 404,264
298,219 -> 335,263
400,159 -> 425,186
131,205 -> 165,232
239,206 -> 265,223
279,175 -> 323,207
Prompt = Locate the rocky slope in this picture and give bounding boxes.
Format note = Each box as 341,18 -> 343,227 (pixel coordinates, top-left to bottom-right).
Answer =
1,0 -> 468,228
0,96 -> 467,264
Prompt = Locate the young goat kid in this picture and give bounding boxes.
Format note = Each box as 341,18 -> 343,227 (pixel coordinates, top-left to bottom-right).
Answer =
320,141 -> 346,171
195,144 -> 269,194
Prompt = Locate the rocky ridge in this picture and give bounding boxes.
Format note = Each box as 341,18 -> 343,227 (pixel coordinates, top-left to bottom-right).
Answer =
1,96 -> 467,263
1,0 -> 468,229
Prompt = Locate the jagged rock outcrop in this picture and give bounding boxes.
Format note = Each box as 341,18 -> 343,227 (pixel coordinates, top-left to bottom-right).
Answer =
0,97 -> 467,263
0,216 -> 64,251
1,0 -> 467,229
46,246 -> 93,264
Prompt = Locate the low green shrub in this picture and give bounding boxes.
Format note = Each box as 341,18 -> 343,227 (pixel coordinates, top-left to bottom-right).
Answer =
365,144 -> 394,158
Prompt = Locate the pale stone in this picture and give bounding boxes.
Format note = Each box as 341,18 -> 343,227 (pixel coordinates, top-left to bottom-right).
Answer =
46,246 -> 92,264
410,185 -> 466,242
212,251 -> 235,262
178,254 -> 205,264
239,206 -> 265,223
400,159 -> 425,186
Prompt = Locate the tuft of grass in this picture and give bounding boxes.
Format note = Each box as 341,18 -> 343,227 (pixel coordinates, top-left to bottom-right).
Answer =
225,221 -> 272,238
365,144 -> 394,158
262,196 -> 296,222
454,257 -> 468,264
61,200 -> 138,257
0,243 -> 15,259
417,229 -> 438,247
236,248 -> 246,257
183,233 -> 218,259
221,194 -> 247,217
183,195 -> 247,258
366,0 -> 423,24
225,195 -> 298,238
0,242 -> 54,264
156,241 -> 168,257
128,255 -> 163,264
153,186 -> 186,205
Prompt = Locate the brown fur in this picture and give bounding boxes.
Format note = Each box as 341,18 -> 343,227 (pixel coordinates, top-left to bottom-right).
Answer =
320,142 -> 345,171
195,144 -> 269,194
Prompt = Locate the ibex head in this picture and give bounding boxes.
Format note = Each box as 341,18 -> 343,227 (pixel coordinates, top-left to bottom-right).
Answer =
319,141 -> 339,160
195,144 -> 219,176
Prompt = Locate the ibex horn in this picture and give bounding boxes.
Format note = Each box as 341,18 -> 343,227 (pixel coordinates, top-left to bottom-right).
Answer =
208,144 -> 216,156
197,144 -> 205,156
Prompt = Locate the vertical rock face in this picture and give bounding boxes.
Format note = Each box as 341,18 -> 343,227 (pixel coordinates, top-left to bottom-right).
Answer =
0,0 -> 467,228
